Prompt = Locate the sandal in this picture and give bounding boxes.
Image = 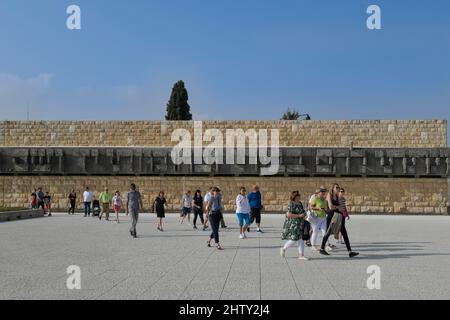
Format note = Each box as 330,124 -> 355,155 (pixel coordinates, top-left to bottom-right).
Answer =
207,240 -> 212,247
217,244 -> 224,250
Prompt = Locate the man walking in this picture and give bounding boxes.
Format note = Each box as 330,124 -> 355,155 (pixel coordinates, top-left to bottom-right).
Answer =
126,183 -> 143,238
99,187 -> 112,221
83,187 -> 93,217
36,187 -> 45,215
247,185 -> 264,233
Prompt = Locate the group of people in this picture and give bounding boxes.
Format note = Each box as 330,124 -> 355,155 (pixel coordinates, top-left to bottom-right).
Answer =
281,183 -> 359,260
31,187 -> 53,216
30,182 -> 359,259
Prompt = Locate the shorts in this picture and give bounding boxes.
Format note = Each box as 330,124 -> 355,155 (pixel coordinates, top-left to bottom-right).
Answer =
182,207 -> 192,216
250,207 -> 261,224
236,213 -> 251,227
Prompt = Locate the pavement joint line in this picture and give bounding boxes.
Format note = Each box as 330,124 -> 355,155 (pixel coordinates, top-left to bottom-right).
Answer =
93,276 -> 130,300
310,257 -> 343,300
258,233 -> 262,300
284,252 -> 303,300
177,243 -> 217,299
138,242 -> 203,298
219,238 -> 240,300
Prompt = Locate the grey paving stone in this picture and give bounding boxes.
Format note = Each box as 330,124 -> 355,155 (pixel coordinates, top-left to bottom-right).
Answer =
0,214 -> 449,300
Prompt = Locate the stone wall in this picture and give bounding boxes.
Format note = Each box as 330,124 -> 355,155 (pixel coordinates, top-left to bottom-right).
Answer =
0,120 -> 447,148
1,176 -> 447,215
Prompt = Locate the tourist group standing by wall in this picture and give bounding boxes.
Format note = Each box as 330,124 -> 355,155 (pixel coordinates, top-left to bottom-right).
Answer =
30,182 -> 359,259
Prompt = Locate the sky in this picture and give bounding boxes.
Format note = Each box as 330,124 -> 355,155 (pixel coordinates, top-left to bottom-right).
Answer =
0,0 -> 449,132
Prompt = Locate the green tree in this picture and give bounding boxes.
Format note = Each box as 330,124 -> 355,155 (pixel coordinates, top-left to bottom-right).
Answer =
281,108 -> 300,120
165,80 -> 193,120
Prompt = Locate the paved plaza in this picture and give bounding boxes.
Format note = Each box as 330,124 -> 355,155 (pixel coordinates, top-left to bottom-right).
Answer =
1,213 -> 449,300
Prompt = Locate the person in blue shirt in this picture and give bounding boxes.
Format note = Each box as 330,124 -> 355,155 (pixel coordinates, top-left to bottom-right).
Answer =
247,185 -> 264,233
205,187 -> 224,250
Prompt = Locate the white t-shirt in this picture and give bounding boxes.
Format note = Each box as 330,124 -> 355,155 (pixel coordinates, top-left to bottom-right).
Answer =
112,195 -> 122,206
236,194 -> 250,214
83,191 -> 93,202
183,194 -> 192,208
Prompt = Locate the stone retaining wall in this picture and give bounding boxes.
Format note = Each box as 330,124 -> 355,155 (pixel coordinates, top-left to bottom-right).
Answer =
0,120 -> 446,148
1,176 -> 447,215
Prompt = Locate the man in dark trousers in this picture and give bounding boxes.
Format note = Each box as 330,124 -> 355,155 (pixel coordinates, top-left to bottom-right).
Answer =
36,187 -> 45,215
247,185 -> 263,233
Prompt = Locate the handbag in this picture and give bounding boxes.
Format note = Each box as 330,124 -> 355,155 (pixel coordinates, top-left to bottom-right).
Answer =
302,220 -> 311,241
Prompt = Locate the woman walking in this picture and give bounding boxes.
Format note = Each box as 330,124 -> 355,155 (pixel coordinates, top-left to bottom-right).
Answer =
280,191 -> 309,261
320,186 -> 359,258
153,191 -> 167,231
205,187 -> 223,250
44,192 -> 52,217
192,190 -> 205,230
325,183 -> 341,249
180,190 -> 192,225
236,187 -> 251,239
112,191 -> 123,223
68,189 -> 77,215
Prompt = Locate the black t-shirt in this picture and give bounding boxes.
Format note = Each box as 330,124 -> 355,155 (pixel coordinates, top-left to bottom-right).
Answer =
154,197 -> 167,213
193,194 -> 203,209
37,191 -> 45,202
69,192 -> 77,201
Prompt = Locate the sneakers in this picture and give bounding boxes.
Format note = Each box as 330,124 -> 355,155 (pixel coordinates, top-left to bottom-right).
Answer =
239,234 -> 245,239
349,251 -> 360,258
298,256 -> 309,261
319,249 -> 330,256
256,229 -> 263,233
326,245 -> 334,252
280,248 -> 286,258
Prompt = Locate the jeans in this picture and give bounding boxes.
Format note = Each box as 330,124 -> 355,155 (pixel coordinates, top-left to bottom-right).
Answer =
84,202 -> 91,216
209,211 -> 221,243
129,210 -> 139,234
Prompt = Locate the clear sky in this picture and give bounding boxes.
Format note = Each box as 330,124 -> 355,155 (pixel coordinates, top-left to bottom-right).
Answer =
0,0 -> 449,129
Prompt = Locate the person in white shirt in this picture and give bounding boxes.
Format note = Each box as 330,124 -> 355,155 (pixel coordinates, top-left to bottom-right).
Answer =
180,190 -> 193,225
112,191 -> 123,224
83,187 -> 93,217
236,187 -> 251,239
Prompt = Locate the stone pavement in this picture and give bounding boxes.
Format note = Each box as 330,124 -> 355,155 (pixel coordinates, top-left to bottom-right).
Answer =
0,213 -> 449,300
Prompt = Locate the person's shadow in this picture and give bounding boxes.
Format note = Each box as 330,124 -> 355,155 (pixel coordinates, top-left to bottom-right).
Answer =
318,241 -> 450,260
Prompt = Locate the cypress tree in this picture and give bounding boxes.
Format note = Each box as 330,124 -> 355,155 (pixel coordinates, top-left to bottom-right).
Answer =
165,80 -> 192,120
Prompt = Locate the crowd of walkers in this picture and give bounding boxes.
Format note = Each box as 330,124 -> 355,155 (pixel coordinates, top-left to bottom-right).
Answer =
30,182 -> 359,259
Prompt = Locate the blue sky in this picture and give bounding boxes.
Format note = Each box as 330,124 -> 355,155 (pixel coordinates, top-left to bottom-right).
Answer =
0,0 -> 449,129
